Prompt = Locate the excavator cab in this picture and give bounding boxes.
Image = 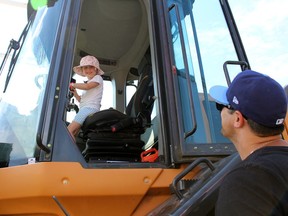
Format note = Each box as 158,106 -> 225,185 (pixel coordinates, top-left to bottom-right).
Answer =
0,0 -> 287,215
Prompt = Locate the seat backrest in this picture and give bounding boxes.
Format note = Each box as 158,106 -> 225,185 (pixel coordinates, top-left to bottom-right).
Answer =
125,48 -> 154,118
126,64 -> 154,118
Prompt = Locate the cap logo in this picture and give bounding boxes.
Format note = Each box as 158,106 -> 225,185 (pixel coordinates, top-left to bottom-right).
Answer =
276,118 -> 284,125
232,96 -> 239,105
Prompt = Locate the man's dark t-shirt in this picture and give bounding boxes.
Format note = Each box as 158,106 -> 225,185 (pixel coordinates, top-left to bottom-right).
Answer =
215,146 -> 288,216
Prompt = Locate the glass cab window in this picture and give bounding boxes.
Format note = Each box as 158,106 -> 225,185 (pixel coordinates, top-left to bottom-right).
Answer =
167,0 -> 241,158
0,1 -> 64,166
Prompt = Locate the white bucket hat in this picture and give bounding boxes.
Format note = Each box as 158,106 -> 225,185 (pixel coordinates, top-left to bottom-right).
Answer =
73,55 -> 104,76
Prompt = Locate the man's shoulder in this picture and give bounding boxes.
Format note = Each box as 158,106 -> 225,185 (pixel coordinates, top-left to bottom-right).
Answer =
227,146 -> 288,184
246,146 -> 288,168
216,147 -> 288,216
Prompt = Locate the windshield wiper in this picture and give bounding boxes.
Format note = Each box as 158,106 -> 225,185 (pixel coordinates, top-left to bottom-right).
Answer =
1,14 -> 34,93
0,39 -> 19,78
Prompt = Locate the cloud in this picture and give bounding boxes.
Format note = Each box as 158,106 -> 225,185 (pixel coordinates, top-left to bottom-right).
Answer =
0,3 -> 27,52
230,0 -> 288,86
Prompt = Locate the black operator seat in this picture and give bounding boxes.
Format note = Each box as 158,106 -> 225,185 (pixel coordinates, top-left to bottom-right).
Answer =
78,54 -> 155,162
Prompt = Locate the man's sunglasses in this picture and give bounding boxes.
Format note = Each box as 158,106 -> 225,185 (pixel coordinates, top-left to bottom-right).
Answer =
216,103 -> 234,111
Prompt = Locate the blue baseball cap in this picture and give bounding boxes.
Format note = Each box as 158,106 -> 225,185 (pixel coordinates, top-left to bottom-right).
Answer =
209,70 -> 287,128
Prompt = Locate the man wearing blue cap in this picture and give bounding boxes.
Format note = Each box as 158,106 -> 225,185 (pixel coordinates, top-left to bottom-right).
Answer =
209,70 -> 288,215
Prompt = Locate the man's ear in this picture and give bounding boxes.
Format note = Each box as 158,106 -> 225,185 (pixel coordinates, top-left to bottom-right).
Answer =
234,111 -> 245,128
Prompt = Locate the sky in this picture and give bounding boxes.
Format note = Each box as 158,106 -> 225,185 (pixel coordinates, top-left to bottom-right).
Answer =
229,0 -> 288,86
0,0 -> 287,87
0,0 -> 27,56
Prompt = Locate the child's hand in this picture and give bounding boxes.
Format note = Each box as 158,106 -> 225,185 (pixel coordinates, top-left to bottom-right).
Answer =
69,83 -> 75,91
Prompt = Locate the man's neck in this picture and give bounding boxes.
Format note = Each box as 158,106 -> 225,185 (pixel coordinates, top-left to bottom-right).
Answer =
235,134 -> 286,160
